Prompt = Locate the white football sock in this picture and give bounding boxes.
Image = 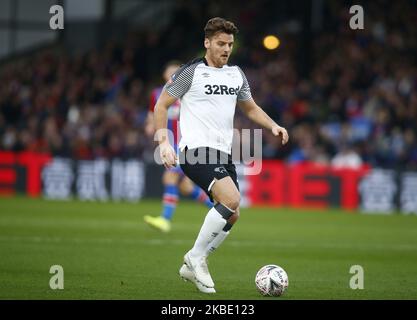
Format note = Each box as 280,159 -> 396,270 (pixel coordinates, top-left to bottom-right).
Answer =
190,207 -> 227,258
204,230 -> 230,256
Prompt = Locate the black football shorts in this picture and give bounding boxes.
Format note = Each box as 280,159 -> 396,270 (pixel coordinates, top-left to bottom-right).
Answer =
179,147 -> 239,202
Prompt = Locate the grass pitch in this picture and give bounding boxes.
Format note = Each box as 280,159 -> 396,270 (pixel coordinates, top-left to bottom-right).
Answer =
0,197 -> 416,300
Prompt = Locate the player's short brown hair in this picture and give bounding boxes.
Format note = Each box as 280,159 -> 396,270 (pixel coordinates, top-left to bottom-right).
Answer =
204,17 -> 238,39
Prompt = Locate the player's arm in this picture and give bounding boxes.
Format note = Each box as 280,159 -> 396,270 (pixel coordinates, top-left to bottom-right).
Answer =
144,112 -> 155,137
154,90 -> 178,168
145,90 -> 157,137
237,98 -> 289,145
155,62 -> 193,167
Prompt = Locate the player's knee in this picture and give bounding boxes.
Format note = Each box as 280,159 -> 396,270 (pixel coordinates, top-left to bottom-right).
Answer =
178,180 -> 191,195
163,171 -> 179,185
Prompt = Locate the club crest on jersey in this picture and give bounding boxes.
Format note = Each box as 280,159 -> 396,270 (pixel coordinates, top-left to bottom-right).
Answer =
204,84 -> 240,95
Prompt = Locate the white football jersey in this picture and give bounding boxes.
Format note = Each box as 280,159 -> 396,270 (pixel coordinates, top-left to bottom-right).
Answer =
164,57 -> 252,155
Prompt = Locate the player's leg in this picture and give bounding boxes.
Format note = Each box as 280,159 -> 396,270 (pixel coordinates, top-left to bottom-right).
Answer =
179,147 -> 239,290
202,163 -> 240,256
204,207 -> 239,256
184,177 -> 240,288
179,179 -> 238,293
179,176 -> 213,208
144,169 -> 180,232
188,176 -> 239,258
160,169 -> 181,221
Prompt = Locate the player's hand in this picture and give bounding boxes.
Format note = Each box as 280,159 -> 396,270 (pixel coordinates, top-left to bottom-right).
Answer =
272,125 -> 289,145
159,142 -> 178,169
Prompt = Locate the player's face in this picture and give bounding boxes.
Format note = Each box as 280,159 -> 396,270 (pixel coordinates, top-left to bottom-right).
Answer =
163,65 -> 180,82
205,32 -> 234,67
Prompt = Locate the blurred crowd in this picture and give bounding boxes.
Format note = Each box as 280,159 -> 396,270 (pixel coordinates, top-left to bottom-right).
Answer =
1,0 -> 417,169
0,39 -> 149,160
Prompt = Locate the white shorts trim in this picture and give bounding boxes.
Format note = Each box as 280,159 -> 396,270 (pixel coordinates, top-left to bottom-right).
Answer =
207,179 -> 216,193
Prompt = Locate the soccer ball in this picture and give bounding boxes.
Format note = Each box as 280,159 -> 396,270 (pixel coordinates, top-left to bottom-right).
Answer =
255,264 -> 289,297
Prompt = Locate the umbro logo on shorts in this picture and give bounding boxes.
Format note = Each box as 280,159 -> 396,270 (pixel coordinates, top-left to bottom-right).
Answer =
214,167 -> 227,174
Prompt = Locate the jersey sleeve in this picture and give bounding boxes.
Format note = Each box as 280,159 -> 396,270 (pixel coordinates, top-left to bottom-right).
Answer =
236,66 -> 252,101
164,63 -> 197,99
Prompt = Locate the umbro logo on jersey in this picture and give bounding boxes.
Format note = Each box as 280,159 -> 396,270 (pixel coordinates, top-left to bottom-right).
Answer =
167,73 -> 176,84
202,72 -> 210,78
204,84 -> 240,95
214,167 -> 227,174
